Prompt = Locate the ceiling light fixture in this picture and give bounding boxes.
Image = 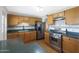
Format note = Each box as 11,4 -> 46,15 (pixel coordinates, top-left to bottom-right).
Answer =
34,6 -> 44,12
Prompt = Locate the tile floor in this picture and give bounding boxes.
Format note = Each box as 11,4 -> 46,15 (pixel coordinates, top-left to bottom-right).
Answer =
0,39 -> 57,53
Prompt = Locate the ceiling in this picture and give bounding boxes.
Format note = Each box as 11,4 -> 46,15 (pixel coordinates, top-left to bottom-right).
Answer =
6,6 -> 75,18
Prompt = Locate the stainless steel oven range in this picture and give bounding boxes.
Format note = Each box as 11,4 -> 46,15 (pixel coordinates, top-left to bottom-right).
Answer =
49,31 -> 63,52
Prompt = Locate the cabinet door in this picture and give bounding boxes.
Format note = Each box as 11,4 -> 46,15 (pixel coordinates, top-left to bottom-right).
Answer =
29,17 -> 35,25
71,38 -> 79,53
18,32 -> 24,40
63,36 -> 76,53
24,32 -> 31,43
18,16 -> 24,24
65,7 -> 79,24
44,32 -> 50,45
58,12 -> 65,17
7,15 -> 19,26
30,31 -> 36,41
75,39 -> 79,52
23,17 -> 29,23
47,15 -> 54,24
53,13 -> 58,18
7,32 -> 18,40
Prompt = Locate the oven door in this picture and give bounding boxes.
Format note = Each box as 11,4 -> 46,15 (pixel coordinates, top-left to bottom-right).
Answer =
50,33 -> 63,52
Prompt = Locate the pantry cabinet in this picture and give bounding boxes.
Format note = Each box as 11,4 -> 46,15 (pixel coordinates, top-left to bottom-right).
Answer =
47,15 -> 54,24
65,7 -> 79,24
63,35 -> 79,53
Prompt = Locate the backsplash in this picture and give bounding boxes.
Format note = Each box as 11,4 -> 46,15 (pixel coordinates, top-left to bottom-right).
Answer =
49,25 -> 79,33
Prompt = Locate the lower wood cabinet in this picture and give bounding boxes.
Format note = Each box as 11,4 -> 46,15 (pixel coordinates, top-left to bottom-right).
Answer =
30,31 -> 36,41
24,32 -> 31,43
7,32 -> 18,40
18,32 -> 24,40
7,31 -> 36,43
70,37 -> 79,52
63,35 -> 79,53
23,31 -> 36,43
44,32 -> 50,45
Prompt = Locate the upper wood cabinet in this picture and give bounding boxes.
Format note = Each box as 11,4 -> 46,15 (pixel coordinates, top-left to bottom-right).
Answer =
53,11 -> 65,18
23,16 -> 29,23
53,13 -> 58,18
18,16 -> 24,24
29,17 -> 41,25
47,15 -> 54,24
58,12 -> 65,17
7,15 -> 19,26
29,17 -> 36,24
7,14 -> 40,26
65,7 -> 79,25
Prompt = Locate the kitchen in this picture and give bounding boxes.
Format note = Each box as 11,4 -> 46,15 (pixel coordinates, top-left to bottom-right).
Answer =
0,6 -> 79,53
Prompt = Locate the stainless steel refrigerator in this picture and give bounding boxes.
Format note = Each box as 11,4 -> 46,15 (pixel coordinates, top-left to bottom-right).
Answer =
35,21 -> 45,40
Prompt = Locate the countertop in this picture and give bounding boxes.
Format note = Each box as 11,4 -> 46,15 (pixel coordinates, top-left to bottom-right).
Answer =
7,29 -> 35,33
63,32 -> 79,39
49,30 -> 79,39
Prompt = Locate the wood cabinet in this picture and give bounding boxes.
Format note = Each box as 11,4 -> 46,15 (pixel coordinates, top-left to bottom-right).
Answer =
24,32 -> 31,43
24,31 -> 36,43
65,7 -> 79,24
18,16 -> 24,24
53,11 -> 64,18
58,12 -> 65,17
29,17 -> 41,25
47,11 -> 64,25
29,17 -> 36,24
23,16 -> 29,23
30,31 -> 36,41
70,37 -> 79,53
44,32 -> 50,45
18,32 -> 24,40
7,32 -> 18,40
47,15 -> 54,24
7,15 -> 19,26
7,14 -> 41,26
53,13 -> 58,18
63,35 -> 79,53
